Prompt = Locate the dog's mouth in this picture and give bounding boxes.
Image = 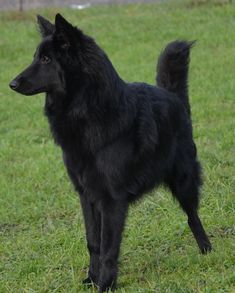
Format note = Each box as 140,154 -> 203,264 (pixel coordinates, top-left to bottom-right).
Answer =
9,79 -> 46,96
19,87 -> 46,96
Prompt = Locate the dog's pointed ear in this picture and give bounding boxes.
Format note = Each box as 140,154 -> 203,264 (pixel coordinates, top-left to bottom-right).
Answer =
55,14 -> 72,31
37,15 -> 55,37
54,14 -> 83,50
54,14 -> 74,50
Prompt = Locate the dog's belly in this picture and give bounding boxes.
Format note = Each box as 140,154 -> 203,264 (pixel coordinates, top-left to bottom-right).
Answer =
95,142 -> 174,202
63,131 -> 175,203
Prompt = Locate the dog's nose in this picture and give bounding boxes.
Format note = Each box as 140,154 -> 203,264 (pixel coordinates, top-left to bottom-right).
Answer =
9,79 -> 19,90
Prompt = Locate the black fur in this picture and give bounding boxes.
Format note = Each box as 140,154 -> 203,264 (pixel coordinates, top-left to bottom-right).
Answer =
10,14 -> 212,292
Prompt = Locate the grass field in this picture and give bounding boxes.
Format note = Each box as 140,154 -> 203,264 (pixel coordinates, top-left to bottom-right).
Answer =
0,0 -> 235,292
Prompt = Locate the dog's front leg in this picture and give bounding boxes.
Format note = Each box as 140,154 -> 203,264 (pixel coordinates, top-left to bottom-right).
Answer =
80,195 -> 101,286
98,198 -> 128,292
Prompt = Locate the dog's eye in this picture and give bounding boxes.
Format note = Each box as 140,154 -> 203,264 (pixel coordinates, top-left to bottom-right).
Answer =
40,55 -> 51,64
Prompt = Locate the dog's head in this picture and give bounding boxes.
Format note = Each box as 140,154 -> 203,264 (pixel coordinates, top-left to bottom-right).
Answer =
9,14 -> 91,96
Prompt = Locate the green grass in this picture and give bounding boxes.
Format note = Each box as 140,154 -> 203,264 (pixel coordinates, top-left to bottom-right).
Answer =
0,0 -> 235,292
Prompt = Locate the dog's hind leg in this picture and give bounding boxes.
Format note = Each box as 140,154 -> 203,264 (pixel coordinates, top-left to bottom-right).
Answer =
167,159 -> 212,254
98,198 -> 128,293
186,207 -> 212,254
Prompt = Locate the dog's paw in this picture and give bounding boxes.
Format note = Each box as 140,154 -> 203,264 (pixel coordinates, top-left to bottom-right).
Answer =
200,241 -> 212,254
98,282 -> 116,293
98,267 -> 117,292
83,272 -> 99,287
83,276 -> 93,286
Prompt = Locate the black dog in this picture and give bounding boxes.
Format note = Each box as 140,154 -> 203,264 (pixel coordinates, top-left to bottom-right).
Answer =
10,14 -> 212,292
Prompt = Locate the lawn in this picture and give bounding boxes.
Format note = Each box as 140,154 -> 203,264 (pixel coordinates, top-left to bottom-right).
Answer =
0,0 -> 234,292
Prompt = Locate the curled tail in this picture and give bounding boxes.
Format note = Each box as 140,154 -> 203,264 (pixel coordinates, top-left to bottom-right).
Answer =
156,40 -> 195,115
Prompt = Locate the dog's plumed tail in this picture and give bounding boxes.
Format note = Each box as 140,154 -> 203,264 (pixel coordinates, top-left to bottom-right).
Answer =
156,40 -> 195,115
